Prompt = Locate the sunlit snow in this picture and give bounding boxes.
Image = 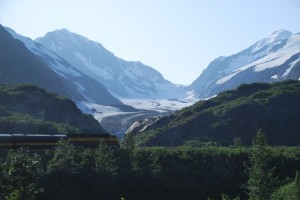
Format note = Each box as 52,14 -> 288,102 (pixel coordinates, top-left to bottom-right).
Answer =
251,29 -> 292,53
271,75 -> 278,79
121,99 -> 194,113
282,56 -> 300,77
216,71 -> 240,85
76,101 -> 124,123
77,98 -> 195,124
73,52 -> 113,80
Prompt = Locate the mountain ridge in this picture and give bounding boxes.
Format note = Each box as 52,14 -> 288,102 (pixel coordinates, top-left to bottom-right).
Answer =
189,29 -> 300,99
36,29 -> 187,99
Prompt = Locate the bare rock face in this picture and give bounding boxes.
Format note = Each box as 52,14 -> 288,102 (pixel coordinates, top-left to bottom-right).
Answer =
125,113 -> 176,136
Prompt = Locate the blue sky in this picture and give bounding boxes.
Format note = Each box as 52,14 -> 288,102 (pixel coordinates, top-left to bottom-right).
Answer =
0,0 -> 299,85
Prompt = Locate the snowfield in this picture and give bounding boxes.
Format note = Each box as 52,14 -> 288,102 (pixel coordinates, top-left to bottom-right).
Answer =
77,98 -> 197,138
77,98 -> 195,122
121,98 -> 195,113
76,101 -> 126,123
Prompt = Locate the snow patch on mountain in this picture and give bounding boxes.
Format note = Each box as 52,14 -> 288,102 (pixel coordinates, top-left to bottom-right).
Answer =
50,63 -> 82,78
226,55 -> 253,73
282,56 -> 300,77
216,71 -> 240,85
73,51 -> 113,80
271,75 -> 278,79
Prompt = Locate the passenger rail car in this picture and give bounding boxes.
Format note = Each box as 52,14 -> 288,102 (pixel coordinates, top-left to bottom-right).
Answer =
0,133 -> 119,149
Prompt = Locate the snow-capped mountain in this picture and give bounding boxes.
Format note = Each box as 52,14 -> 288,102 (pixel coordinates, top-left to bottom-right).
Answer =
189,29 -> 300,99
2,25 -> 122,105
36,29 -> 186,99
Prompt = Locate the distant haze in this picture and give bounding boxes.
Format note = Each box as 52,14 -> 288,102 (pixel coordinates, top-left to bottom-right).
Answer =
1,0 -> 299,85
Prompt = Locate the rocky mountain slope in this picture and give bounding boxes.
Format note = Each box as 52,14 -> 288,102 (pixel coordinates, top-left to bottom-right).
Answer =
1,25 -> 122,105
36,29 -> 186,99
189,30 -> 300,99
128,80 -> 300,147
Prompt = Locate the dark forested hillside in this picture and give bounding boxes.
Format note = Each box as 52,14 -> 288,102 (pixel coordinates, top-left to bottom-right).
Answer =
130,80 -> 300,146
0,84 -> 106,134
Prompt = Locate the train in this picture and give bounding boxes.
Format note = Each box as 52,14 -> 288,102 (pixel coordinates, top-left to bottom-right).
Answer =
0,133 -> 119,149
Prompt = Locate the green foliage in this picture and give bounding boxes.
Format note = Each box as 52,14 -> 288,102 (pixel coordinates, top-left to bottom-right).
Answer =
95,140 -> 118,175
247,129 -> 276,200
183,138 -> 217,147
272,171 -> 300,200
1,144 -> 300,199
121,133 -> 136,154
79,148 -> 96,168
1,149 -> 43,200
0,112 -> 80,134
47,139 -> 80,174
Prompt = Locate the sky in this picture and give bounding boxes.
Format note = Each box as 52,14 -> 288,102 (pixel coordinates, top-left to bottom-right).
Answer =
0,0 -> 299,85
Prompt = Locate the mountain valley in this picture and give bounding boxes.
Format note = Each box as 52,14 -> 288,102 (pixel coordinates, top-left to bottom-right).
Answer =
1,24 -> 300,142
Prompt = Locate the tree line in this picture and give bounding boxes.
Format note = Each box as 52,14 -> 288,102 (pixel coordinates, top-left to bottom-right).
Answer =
0,130 -> 300,200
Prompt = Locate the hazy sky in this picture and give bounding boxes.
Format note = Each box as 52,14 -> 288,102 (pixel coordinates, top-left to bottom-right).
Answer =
1,0 -> 299,85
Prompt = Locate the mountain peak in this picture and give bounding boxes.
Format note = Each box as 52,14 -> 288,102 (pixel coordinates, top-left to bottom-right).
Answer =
51,28 -> 72,35
36,29 -> 186,99
55,28 -> 70,32
269,29 -> 292,41
36,28 -> 92,49
39,28 -> 72,38
37,28 -> 82,40
251,29 -> 292,53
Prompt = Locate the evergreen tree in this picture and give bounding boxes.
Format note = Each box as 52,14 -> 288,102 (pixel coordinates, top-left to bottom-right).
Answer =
47,139 -> 80,174
1,149 -> 43,200
95,140 -> 118,175
121,133 -> 136,156
247,129 -> 275,200
272,171 -> 300,200
295,171 -> 300,199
